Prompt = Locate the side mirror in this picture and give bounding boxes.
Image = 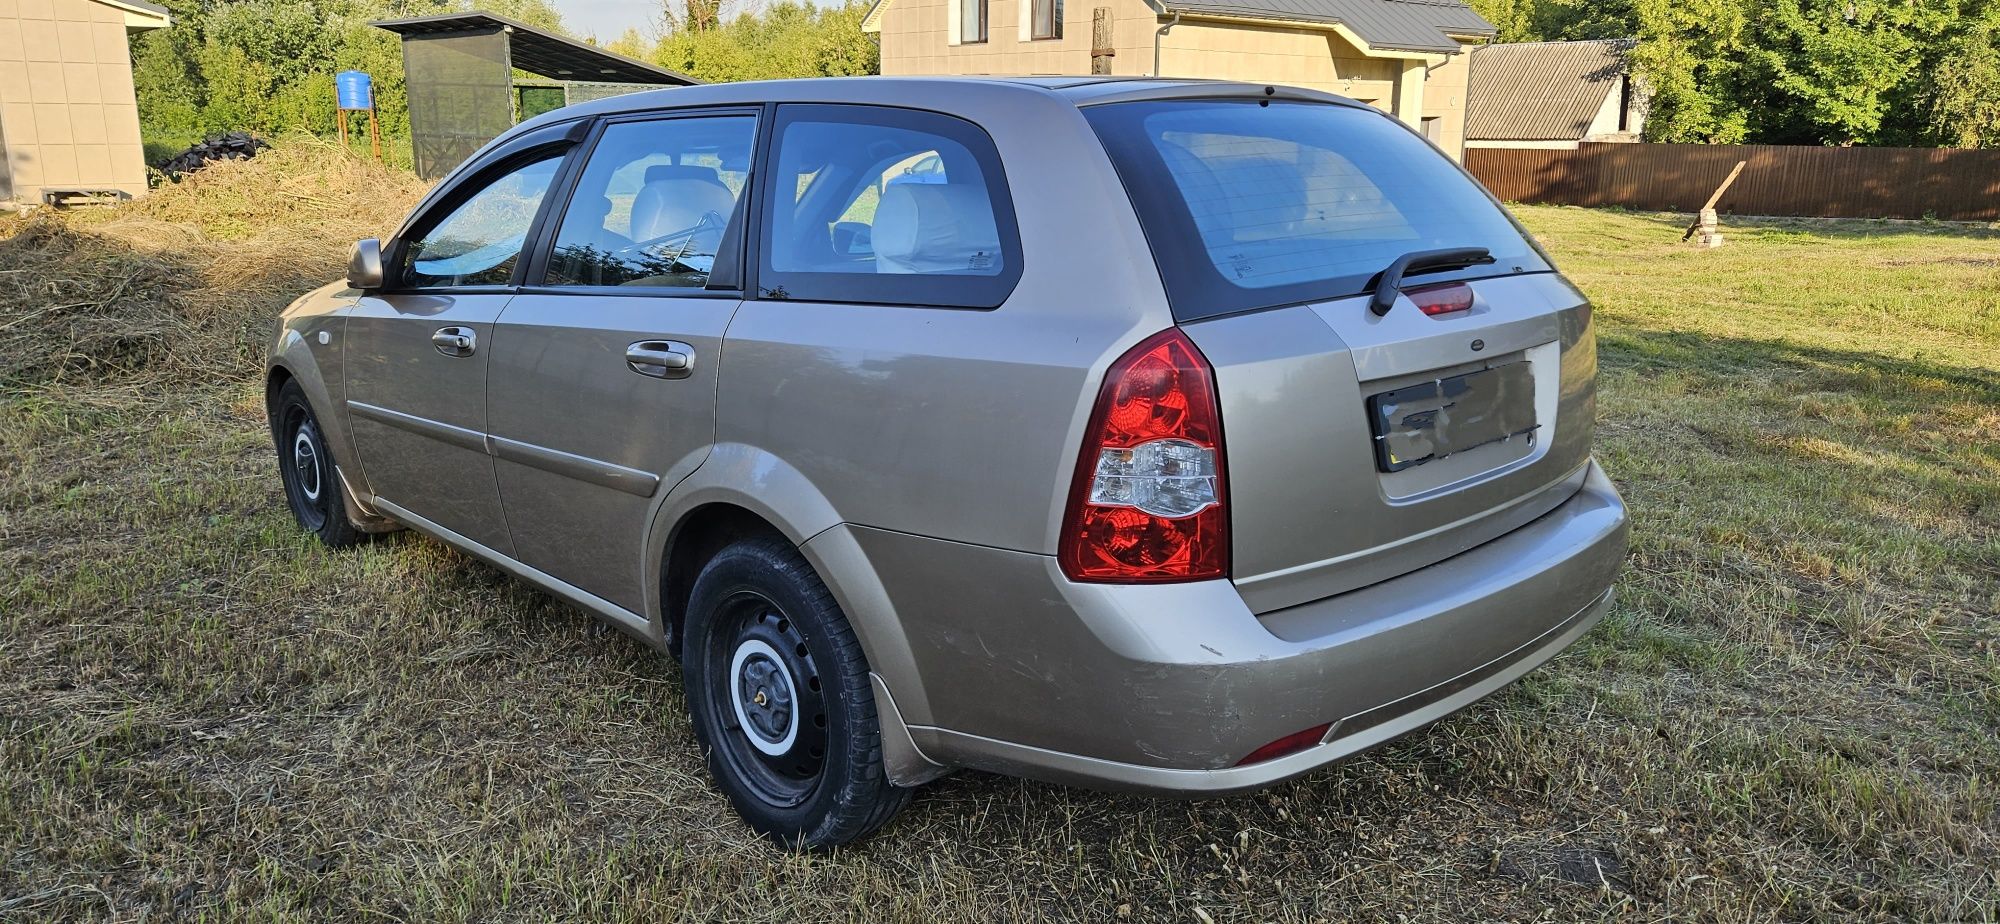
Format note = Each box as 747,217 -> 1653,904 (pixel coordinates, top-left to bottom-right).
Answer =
831,221 -> 873,256
347,238 -> 385,290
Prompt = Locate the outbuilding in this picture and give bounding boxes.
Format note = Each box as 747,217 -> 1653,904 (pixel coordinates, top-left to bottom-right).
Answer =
0,0 -> 170,205
1464,39 -> 1647,150
373,11 -> 699,180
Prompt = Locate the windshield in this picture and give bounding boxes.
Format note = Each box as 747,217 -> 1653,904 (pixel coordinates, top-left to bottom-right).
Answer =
1085,99 -> 1551,321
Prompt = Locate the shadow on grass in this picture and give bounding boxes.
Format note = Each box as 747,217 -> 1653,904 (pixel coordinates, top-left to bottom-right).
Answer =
1601,326 -> 2000,405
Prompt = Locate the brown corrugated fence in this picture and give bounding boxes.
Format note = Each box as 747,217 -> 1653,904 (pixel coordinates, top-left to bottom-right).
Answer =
1465,143 -> 2000,221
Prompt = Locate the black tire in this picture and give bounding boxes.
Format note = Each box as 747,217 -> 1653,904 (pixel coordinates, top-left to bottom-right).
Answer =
273,380 -> 366,548
683,537 -> 912,848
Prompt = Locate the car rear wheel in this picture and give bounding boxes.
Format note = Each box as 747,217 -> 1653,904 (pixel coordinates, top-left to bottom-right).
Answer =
683,537 -> 911,848
274,380 -> 365,548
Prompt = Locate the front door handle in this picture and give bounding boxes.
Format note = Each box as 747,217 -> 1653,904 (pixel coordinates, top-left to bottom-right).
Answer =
626,340 -> 695,379
432,326 -> 476,357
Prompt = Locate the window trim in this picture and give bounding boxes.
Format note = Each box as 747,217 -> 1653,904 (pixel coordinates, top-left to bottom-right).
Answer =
1024,0 -> 1062,41
518,105 -> 764,297
953,0 -> 988,44
749,103 -> 1024,311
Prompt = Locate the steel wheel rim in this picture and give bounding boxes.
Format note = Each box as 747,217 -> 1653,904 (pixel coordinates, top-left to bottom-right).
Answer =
704,592 -> 829,808
292,427 -> 324,503
282,406 -> 330,533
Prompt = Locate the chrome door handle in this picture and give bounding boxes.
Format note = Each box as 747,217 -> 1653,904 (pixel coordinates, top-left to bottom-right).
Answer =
432,326 -> 476,357
626,340 -> 695,379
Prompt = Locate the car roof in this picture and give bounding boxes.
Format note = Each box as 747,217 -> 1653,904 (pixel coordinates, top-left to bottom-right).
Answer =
513,75 -> 1365,134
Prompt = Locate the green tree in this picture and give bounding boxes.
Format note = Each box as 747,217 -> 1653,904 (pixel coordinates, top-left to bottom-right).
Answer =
650,0 -> 878,83
1925,9 -> 2000,146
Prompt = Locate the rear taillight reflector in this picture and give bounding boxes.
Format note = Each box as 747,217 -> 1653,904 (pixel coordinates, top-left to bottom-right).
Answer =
1407,282 -> 1474,316
1236,722 -> 1333,766
1059,328 -> 1228,583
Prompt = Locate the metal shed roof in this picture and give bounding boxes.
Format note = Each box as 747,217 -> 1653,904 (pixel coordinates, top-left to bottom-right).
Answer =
372,11 -> 698,86
1466,39 -> 1632,141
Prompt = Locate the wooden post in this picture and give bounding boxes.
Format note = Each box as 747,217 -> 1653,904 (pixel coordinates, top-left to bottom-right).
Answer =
1683,160 -> 1747,246
337,108 -> 349,147
1091,7 -> 1115,75
367,106 -> 382,162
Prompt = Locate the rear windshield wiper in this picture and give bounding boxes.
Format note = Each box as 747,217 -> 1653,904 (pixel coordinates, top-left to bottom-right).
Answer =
1368,247 -> 1496,316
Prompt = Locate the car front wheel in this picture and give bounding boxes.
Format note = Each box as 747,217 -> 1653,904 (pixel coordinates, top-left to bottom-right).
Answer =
273,379 -> 365,548
683,537 -> 911,848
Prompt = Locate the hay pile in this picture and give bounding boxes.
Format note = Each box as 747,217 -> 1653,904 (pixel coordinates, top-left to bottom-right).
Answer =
0,137 -> 429,390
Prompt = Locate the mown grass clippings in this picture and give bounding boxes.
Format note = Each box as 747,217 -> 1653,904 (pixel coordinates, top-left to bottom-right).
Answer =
3,159 -> 1998,921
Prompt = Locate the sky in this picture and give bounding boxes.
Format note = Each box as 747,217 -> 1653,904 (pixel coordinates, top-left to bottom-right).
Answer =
559,0 -> 663,41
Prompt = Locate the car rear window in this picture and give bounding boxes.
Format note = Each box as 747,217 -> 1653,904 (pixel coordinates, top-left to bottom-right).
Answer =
1084,99 -> 1552,321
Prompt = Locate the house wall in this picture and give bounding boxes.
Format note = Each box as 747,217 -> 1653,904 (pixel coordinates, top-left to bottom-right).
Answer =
0,0 -> 150,204
1579,79 -> 1624,140
876,0 -> 1481,158
1579,75 -> 1645,141
1418,45 -> 1471,156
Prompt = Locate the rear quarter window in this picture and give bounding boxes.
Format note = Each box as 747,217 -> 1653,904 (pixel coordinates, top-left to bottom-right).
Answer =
1084,100 -> 1551,321
755,104 -> 1022,309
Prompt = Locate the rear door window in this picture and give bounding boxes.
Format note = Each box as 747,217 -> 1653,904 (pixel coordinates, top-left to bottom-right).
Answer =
1085,100 -> 1551,320
756,104 -> 1021,309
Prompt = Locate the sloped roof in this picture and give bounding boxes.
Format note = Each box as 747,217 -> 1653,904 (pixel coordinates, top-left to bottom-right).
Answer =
1466,38 -> 1632,141
1159,0 -> 1493,52
373,12 -> 697,86
862,0 -> 1492,53
92,0 -> 170,28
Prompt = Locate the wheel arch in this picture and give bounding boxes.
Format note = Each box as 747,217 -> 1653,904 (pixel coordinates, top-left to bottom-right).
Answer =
267,331 -> 396,534
644,444 -> 934,769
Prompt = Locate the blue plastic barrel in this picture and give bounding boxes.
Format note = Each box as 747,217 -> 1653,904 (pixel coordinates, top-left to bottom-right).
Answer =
335,70 -> 373,110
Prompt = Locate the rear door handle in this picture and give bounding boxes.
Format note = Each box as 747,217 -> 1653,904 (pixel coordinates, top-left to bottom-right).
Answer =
626,340 -> 695,379
432,326 -> 476,357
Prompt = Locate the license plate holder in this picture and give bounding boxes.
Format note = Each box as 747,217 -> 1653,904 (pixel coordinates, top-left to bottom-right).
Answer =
1367,362 -> 1538,473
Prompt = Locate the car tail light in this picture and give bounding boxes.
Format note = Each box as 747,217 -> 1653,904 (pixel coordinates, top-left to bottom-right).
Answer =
1059,328 -> 1227,583
1407,282 -> 1474,317
1236,722 -> 1333,766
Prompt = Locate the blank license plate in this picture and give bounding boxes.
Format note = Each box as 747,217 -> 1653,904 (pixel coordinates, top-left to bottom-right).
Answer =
1367,362 -> 1538,473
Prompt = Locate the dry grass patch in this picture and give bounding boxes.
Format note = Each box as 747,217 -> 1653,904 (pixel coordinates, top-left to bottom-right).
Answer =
2,161 -> 1997,921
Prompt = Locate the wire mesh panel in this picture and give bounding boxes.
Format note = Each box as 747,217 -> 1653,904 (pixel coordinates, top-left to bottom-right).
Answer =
562,82 -> 668,106
402,27 -> 515,181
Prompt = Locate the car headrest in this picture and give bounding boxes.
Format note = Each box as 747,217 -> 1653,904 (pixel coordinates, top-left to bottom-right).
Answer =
873,184 -> 1002,275
629,177 -> 737,243
644,164 -> 726,190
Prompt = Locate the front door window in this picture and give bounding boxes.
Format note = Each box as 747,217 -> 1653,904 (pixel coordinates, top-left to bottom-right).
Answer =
403,155 -> 563,288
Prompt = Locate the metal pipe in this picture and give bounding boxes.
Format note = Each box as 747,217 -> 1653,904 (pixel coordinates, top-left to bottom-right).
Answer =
1153,11 -> 1179,76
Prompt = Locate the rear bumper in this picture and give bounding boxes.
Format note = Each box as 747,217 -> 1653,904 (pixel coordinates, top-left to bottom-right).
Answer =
833,459 -> 1628,794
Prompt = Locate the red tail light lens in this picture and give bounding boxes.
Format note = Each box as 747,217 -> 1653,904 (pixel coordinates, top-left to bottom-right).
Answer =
1407,282 -> 1474,316
1235,722 -> 1333,766
1059,328 -> 1228,583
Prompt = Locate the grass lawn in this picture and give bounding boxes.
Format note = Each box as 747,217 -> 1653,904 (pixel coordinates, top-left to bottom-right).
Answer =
2,158 -> 1996,922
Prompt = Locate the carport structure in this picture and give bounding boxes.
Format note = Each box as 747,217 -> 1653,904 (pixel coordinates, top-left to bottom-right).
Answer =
374,11 -> 698,179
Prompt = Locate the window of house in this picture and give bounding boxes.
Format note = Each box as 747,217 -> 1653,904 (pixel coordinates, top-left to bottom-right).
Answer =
960,0 -> 987,43
1031,0 -> 1062,39
758,104 -> 1020,308
542,114 -> 757,288
403,154 -> 563,288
